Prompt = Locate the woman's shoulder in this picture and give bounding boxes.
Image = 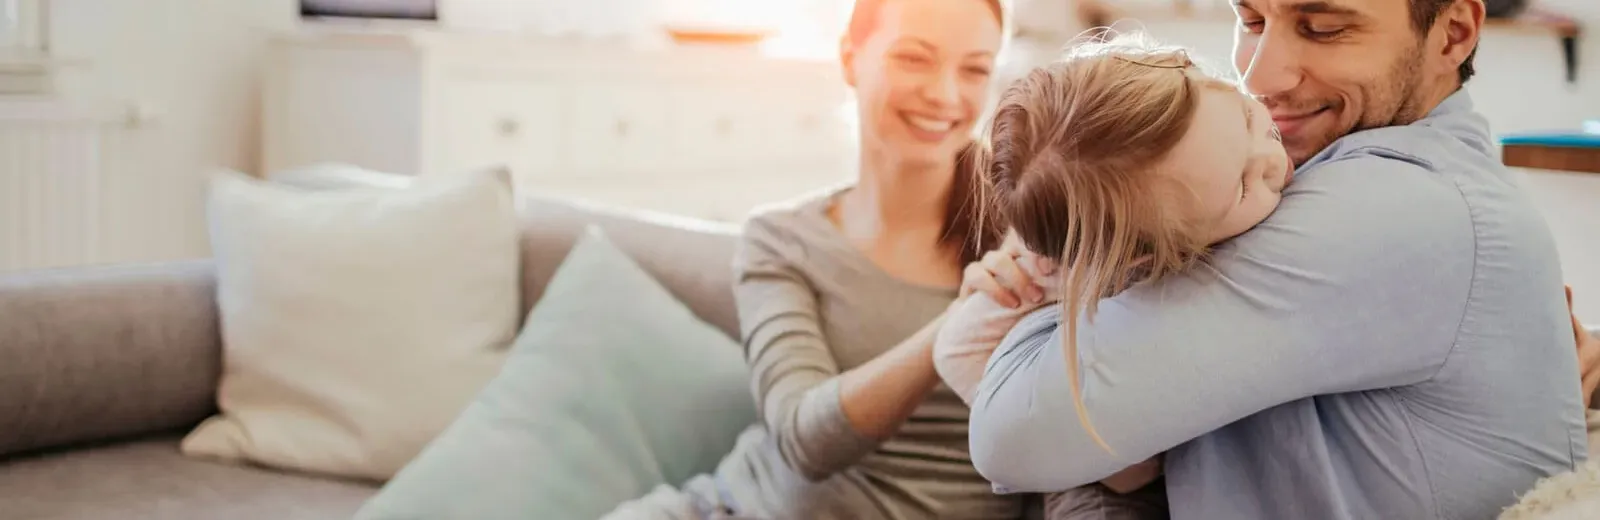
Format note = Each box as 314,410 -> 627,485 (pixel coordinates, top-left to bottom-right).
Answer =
740,184 -> 849,245
736,184 -> 854,270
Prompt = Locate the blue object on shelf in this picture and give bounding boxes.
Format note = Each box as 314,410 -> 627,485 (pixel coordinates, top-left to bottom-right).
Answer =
1500,123 -> 1600,148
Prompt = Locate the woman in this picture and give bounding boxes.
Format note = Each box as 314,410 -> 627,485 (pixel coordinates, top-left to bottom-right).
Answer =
604,0 -> 1016,518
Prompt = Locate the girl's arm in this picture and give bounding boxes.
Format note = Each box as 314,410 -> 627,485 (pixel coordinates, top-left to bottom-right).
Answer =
935,293 -> 1035,405
836,315 -> 949,438
733,217 -> 945,482
945,246 -> 1164,494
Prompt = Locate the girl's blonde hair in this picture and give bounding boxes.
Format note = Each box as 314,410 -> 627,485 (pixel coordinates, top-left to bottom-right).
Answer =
973,32 -> 1234,455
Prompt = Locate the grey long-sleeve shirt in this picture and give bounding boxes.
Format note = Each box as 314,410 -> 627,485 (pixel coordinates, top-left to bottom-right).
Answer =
969,92 -> 1588,519
719,189 -> 1025,519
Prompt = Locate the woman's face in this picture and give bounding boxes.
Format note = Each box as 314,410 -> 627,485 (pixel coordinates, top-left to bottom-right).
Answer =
1161,83 -> 1294,244
843,0 -> 1002,168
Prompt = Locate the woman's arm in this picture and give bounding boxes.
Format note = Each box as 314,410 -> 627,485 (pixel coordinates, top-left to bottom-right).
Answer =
969,156 -> 1492,491
836,314 -> 947,438
733,217 -> 944,481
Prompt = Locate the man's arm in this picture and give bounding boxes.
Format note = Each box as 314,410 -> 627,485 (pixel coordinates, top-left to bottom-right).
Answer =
969,155 -> 1477,491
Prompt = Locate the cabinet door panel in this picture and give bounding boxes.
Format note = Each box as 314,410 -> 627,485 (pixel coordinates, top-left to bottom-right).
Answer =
566,85 -> 674,177
436,78 -> 568,191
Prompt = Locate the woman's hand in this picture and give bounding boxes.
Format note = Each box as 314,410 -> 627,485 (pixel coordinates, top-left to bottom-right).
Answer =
1568,286 -> 1600,409
1099,457 -> 1163,494
937,234 -> 1060,403
960,232 -> 1059,308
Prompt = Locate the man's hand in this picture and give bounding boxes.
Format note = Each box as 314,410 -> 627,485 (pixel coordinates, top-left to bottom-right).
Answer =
1568,286 -> 1600,409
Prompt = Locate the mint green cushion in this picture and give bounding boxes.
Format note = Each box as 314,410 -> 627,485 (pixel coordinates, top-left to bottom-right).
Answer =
354,226 -> 756,520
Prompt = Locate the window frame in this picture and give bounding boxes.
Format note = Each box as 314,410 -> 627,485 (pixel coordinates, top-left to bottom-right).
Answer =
0,0 -> 55,96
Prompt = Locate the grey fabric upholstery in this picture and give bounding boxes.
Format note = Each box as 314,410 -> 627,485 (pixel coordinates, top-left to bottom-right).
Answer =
516,195 -> 741,339
0,435 -> 376,520
0,260 -> 222,459
0,195 -> 743,518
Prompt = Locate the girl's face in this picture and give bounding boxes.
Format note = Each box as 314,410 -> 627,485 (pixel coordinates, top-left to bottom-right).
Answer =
1161,84 -> 1294,244
842,0 -> 1003,169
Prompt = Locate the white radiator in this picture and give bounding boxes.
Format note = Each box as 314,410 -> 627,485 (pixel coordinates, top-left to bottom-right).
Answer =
0,102 -> 106,273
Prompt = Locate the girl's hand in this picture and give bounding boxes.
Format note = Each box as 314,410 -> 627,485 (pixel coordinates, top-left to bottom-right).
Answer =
960,232 -> 1059,308
1568,286 -> 1600,409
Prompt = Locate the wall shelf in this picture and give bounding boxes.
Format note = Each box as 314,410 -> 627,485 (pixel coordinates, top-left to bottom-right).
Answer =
1502,126 -> 1600,174
1504,144 -> 1600,174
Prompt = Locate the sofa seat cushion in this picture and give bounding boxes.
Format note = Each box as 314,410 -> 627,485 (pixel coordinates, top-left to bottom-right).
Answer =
0,435 -> 376,520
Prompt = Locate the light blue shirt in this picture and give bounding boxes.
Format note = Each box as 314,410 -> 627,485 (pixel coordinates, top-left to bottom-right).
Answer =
969,92 -> 1588,519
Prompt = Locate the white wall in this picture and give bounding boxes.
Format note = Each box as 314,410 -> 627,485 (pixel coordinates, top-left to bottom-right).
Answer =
32,0 -> 1600,318
40,1 -> 296,264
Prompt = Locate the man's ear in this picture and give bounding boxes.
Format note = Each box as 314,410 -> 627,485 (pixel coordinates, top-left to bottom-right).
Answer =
840,35 -> 859,88
1437,0 -> 1484,75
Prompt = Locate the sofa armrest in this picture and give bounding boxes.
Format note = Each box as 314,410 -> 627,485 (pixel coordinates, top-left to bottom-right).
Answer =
0,260 -> 221,459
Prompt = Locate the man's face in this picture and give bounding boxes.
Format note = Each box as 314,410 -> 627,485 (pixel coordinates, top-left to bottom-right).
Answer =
1232,0 -> 1434,165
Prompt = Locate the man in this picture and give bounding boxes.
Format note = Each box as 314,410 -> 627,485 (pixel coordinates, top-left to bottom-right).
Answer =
963,1 -> 1593,518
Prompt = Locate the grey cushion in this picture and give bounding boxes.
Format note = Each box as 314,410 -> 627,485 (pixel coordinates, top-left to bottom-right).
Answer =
515,195 -> 741,339
0,261 -> 221,459
0,435 -> 376,520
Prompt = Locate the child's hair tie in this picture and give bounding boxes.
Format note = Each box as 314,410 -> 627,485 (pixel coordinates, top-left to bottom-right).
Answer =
1110,51 -> 1193,70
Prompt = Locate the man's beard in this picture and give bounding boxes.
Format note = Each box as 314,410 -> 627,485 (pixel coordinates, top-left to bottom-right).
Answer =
1359,47 -> 1430,133
1268,44 -> 1431,164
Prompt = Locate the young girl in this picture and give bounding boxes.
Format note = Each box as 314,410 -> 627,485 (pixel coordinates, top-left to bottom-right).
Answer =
933,31 -> 1292,518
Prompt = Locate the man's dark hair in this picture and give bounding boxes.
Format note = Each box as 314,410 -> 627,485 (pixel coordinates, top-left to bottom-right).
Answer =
1409,0 -> 1476,84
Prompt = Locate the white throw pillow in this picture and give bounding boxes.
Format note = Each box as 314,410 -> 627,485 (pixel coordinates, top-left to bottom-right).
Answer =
268,162 -> 414,191
1498,460 -> 1600,520
183,167 -> 520,481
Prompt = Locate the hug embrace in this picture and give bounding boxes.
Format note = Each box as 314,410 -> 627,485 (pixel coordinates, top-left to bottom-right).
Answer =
602,0 -> 1600,519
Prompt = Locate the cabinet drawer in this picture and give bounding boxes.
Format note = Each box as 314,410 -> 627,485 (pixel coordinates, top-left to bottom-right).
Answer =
667,87 -> 851,168
566,85 -> 673,176
435,78 -> 568,190
668,87 -> 763,167
758,96 -> 852,163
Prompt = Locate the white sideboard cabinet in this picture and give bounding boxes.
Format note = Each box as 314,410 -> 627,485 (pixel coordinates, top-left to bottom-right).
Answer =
262,29 -> 857,220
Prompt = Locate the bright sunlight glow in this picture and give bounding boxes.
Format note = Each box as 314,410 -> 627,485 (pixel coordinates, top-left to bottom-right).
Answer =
662,0 -> 850,60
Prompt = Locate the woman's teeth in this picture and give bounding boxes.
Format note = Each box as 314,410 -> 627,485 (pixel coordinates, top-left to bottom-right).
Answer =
906,115 -> 956,133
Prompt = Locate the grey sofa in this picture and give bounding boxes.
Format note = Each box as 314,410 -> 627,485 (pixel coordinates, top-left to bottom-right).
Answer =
0,196 -> 743,520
